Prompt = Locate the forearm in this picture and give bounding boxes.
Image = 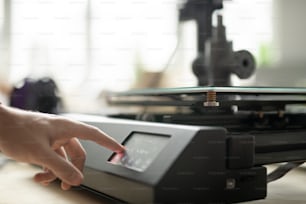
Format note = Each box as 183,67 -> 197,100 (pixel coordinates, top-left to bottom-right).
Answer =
0,103 -> 19,130
0,103 -> 6,152
0,104 -> 38,153
0,104 -> 15,152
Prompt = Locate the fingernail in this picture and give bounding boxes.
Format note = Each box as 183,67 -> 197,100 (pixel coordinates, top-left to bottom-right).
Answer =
61,182 -> 71,190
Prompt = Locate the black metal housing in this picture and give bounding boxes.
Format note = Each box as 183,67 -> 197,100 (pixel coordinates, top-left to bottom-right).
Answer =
67,114 -> 267,204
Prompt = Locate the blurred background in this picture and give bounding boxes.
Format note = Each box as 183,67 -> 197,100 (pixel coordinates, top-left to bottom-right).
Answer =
0,0 -> 306,112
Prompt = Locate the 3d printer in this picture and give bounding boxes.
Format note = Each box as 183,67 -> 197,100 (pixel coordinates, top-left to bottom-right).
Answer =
66,1 -> 306,203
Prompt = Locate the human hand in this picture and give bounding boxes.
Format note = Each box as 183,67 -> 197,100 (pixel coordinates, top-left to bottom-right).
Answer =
0,105 -> 125,190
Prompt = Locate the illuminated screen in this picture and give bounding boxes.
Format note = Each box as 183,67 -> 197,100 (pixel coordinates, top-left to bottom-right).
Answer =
109,132 -> 169,172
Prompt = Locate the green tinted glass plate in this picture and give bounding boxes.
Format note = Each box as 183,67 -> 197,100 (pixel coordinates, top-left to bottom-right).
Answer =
112,86 -> 306,96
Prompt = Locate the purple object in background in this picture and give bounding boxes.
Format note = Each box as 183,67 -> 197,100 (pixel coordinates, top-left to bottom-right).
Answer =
10,79 -> 32,110
10,77 -> 61,114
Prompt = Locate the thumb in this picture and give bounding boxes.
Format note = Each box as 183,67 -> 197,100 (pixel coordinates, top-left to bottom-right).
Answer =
39,150 -> 83,187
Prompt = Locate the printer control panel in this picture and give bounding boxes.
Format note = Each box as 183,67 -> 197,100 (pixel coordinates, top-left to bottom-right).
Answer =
109,132 -> 169,172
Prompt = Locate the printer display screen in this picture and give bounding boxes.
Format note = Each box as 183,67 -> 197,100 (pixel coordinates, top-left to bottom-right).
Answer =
109,132 -> 169,172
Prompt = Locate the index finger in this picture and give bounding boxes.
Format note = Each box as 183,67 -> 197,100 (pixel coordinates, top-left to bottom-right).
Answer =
57,118 -> 125,153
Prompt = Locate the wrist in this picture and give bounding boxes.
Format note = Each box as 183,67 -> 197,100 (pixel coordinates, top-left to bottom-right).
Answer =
0,103 -> 4,151
0,103 -> 10,129
0,104 -> 12,152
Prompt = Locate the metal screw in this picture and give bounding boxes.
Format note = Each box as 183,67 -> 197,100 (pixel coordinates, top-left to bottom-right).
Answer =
226,178 -> 236,189
204,91 -> 219,107
257,111 -> 264,119
278,110 -> 284,118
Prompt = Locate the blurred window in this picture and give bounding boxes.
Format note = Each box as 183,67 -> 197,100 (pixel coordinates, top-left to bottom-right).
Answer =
9,0 -> 87,90
6,0 -> 274,110
222,0 -> 273,67
0,1 -> 3,29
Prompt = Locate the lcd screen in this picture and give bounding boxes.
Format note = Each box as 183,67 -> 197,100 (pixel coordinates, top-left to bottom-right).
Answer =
109,132 -> 169,172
